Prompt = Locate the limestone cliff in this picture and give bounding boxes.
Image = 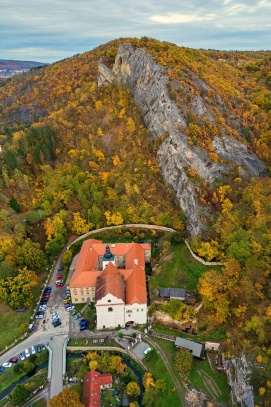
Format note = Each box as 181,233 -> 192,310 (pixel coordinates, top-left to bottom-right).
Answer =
98,43 -> 266,235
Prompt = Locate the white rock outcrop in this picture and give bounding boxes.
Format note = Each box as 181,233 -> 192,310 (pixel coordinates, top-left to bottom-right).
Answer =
98,43 -> 266,235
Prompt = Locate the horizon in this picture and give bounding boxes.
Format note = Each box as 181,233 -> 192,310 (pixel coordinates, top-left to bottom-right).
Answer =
1,0 -> 271,64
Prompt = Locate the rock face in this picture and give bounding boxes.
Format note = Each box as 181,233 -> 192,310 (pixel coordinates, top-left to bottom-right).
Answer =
98,43 -> 266,235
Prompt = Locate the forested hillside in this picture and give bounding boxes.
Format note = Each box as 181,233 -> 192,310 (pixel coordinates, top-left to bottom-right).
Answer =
0,37 -> 271,403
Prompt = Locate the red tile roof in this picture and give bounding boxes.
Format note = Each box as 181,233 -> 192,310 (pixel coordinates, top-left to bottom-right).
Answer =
83,370 -> 112,407
95,263 -> 125,303
70,240 -> 150,305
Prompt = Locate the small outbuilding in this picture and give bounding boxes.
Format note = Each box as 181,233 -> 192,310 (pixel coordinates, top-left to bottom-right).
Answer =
175,337 -> 205,360
160,288 -> 186,301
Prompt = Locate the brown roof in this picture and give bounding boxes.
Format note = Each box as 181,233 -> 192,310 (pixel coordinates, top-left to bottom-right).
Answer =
95,263 -> 125,303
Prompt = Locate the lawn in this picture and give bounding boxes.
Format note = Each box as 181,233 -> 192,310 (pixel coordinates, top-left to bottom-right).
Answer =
143,348 -> 182,407
32,398 -> 47,407
188,358 -> 231,405
149,336 -> 230,405
149,242 -> 221,294
0,302 -> 32,350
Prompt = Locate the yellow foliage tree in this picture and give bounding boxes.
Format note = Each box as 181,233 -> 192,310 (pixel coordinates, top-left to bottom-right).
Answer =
72,212 -> 92,235
143,372 -> 156,389
104,210 -> 123,226
197,240 -> 219,261
113,155 -> 121,166
89,360 -> 99,370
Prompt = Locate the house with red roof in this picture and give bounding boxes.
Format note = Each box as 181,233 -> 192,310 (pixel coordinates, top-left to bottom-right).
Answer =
69,239 -> 150,329
82,370 -> 112,407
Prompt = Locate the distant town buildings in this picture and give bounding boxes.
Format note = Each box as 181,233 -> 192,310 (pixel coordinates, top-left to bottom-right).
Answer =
70,239 -> 151,330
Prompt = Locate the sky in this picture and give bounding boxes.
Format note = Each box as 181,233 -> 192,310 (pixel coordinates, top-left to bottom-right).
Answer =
1,0 -> 271,64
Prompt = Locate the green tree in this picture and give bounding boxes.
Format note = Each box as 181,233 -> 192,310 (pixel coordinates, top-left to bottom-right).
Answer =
62,249 -> 72,268
45,233 -> 65,256
0,261 -> 17,279
142,387 -> 156,407
9,196 -> 20,212
175,348 -> 193,375
16,239 -> 46,273
48,387 -> 84,407
12,384 -> 30,405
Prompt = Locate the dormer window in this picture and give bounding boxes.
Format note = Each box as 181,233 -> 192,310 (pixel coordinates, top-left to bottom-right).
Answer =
108,300 -> 111,303
108,307 -> 113,312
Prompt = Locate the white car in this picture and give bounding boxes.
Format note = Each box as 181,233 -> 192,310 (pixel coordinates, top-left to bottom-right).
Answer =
52,312 -> 59,319
25,348 -> 30,358
31,346 -> 36,354
2,362 -> 12,368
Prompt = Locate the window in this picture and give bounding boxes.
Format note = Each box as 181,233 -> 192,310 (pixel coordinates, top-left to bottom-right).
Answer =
81,298 -> 85,302
108,300 -> 111,303
108,307 -> 113,312
75,298 -> 78,302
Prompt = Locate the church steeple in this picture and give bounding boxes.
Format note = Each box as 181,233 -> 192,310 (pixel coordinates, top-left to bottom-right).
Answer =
102,244 -> 115,269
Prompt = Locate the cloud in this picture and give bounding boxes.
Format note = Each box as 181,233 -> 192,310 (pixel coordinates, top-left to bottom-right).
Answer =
0,0 -> 270,62
149,13 -> 216,24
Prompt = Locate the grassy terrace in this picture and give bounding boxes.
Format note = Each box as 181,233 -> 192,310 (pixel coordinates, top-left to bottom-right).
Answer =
0,302 -> 32,351
149,336 -> 230,405
149,241 -> 221,293
143,346 -> 182,407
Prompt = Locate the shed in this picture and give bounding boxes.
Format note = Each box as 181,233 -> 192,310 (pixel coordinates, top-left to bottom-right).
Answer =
175,337 -> 205,359
205,341 -> 220,351
160,288 -> 186,301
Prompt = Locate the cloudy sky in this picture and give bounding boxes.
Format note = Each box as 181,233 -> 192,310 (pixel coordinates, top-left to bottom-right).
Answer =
1,0 -> 270,63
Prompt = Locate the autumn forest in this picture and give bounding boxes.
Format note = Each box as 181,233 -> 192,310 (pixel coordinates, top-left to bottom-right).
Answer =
1,37 -> 271,404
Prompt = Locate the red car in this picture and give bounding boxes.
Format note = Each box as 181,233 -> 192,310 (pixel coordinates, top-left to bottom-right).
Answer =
9,357 -> 18,364
42,294 -> 50,299
56,282 -> 64,287
57,275 -> 63,280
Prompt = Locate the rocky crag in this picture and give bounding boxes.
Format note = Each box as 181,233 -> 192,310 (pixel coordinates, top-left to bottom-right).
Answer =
98,43 -> 266,235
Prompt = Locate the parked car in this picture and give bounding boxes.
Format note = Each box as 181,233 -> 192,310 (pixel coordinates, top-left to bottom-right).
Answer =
37,345 -> 42,353
52,312 -> 59,319
66,306 -> 74,311
53,320 -> 62,327
19,352 -> 25,361
74,314 -> 81,320
80,319 -> 89,326
31,346 -> 36,354
42,295 -> 50,299
58,267 -> 64,271
0,366 -> 6,373
80,325 -> 87,331
44,286 -> 52,291
35,312 -> 44,319
2,362 -> 12,368
40,298 -> 48,304
56,282 -> 64,287
39,306 -> 47,311
8,357 -> 18,364
57,274 -> 63,280
25,348 -> 30,358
